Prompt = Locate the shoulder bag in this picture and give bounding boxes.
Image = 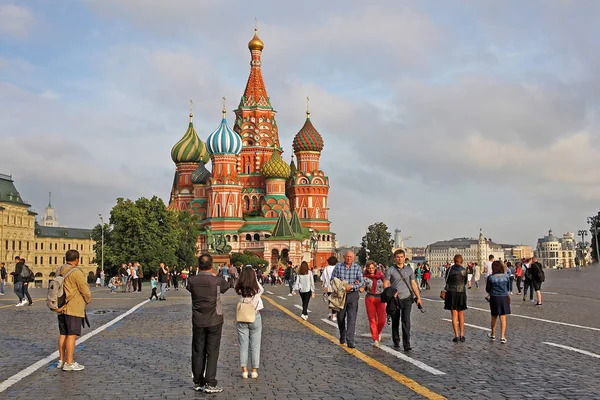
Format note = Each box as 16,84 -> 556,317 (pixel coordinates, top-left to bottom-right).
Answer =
440,267 -> 451,300
396,266 -> 418,304
236,296 -> 257,323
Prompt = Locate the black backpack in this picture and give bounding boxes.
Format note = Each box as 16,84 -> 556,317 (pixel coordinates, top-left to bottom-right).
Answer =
21,265 -> 34,282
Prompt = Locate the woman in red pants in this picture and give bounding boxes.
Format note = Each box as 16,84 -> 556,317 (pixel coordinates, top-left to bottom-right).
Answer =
363,260 -> 386,348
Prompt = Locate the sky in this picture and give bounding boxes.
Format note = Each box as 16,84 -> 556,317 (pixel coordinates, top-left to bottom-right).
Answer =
1,0 -> 599,248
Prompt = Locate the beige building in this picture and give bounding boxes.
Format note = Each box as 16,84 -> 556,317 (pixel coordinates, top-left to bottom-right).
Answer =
535,229 -> 576,269
0,174 -> 96,288
425,230 -> 504,269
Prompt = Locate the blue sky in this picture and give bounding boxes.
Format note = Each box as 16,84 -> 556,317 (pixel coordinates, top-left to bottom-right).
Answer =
1,0 -> 599,247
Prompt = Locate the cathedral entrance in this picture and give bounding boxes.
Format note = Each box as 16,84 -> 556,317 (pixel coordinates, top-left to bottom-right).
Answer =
271,249 -> 279,268
281,248 -> 289,266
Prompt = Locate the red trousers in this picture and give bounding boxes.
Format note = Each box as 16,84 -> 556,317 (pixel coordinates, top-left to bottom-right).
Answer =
365,295 -> 386,341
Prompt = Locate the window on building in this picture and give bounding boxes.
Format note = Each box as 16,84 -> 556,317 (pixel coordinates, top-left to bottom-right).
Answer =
63,257 -> 66,264
40,257 -> 43,264
245,234 -> 252,241
41,243 -> 44,250
63,244 -> 66,250
54,257 -> 57,264
34,256 -> 38,264
5,240 -> 8,250
26,242 -> 29,251
55,243 -> 58,250
18,241 -> 21,251
253,233 -> 260,241
12,240 -> 15,250
35,242 -> 38,250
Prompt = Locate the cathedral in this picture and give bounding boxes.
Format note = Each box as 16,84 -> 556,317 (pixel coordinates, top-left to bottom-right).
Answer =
168,29 -> 336,267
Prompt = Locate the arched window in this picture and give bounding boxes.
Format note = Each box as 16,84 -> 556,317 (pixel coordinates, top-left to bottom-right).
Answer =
302,209 -> 308,218
232,235 -> 238,242
327,235 -> 331,241
245,234 -> 252,241
253,233 -> 260,241
245,164 -> 251,174
252,196 -> 258,208
214,204 -> 221,217
244,196 -> 250,211
226,235 -> 231,242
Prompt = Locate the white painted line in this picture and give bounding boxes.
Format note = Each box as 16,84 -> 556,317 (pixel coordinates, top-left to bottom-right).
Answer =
359,333 -> 390,338
0,299 -> 150,393
321,318 -> 338,328
541,291 -> 558,295
378,345 -> 446,376
468,306 -> 600,332
293,304 -> 311,313
277,296 -> 287,300
442,318 -> 490,331
266,291 -> 274,295
421,298 -> 443,303
543,342 -> 600,359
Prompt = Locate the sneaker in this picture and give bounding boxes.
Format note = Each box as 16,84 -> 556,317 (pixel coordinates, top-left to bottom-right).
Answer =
500,338 -> 507,344
287,293 -> 293,297
0,292 -> 5,295
301,314 -> 308,321
28,302 -> 33,306
522,296 -> 526,301
241,371 -> 248,379
56,360 -> 64,369
62,362 -> 85,371
193,384 -> 205,392
15,302 -> 24,307
535,303 -> 542,306
203,385 -> 223,394
332,315 -> 337,322
378,334 -> 382,341
487,333 -> 496,341
373,340 -> 380,348
250,371 -> 258,379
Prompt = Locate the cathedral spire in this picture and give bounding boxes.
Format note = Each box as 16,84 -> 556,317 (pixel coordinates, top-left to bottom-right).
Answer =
48,191 -> 52,208
241,28 -> 271,109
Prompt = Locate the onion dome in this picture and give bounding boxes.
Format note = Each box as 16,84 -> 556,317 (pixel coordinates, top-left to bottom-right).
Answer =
171,113 -> 208,164
206,109 -> 243,155
262,150 -> 291,179
292,110 -> 324,153
248,29 -> 264,51
191,163 -> 210,184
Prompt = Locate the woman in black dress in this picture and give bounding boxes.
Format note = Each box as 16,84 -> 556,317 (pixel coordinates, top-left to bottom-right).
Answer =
444,254 -> 468,342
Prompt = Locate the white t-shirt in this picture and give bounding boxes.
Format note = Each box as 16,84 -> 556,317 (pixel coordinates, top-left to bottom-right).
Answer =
485,261 -> 493,276
320,265 -> 336,290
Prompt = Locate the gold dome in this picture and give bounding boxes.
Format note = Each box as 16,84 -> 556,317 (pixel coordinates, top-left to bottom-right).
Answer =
248,29 -> 264,51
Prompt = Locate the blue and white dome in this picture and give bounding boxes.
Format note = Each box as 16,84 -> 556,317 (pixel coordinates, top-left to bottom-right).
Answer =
206,113 -> 242,155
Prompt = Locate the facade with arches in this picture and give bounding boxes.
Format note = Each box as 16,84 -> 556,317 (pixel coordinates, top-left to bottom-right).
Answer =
0,174 -> 96,288
168,30 -> 336,267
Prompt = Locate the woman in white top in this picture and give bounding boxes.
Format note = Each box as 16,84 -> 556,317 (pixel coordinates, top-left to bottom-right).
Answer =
235,267 -> 264,379
320,256 -> 338,322
294,261 -> 315,320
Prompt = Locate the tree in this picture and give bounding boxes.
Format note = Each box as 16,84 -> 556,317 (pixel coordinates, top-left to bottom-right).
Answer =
358,222 -> 394,266
92,196 -> 197,277
587,212 -> 600,263
230,251 -> 269,268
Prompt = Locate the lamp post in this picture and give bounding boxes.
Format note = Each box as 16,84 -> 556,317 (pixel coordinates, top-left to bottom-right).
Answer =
587,215 -> 600,264
309,228 -> 318,271
98,214 -> 104,273
577,229 -> 587,267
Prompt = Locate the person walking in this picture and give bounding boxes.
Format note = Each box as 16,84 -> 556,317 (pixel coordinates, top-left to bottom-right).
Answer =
0,262 -> 7,295
149,275 -> 159,300
415,264 -> 423,288
383,249 -> 423,351
514,262 -> 523,294
20,258 -> 34,306
486,260 -> 511,344
235,266 -> 263,379
473,262 -> 481,289
171,265 -> 180,290
363,260 -> 386,348
294,261 -> 315,320
331,251 -> 364,349
56,250 -> 91,371
135,261 -> 143,292
320,256 -> 338,322
422,264 -> 431,290
187,253 -> 230,393
285,263 -> 295,296
444,255 -> 468,342
529,257 -> 544,306
130,263 -> 139,293
10,256 -> 25,306
158,263 -> 168,301
523,258 -> 534,302
466,263 -> 474,289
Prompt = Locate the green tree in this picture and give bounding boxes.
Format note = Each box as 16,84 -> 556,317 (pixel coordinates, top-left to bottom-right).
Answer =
174,210 -> 202,269
230,251 -> 269,267
358,222 -> 394,266
588,212 -> 600,263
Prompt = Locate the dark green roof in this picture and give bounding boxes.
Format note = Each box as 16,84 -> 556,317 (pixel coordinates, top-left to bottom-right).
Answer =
34,223 -> 92,239
267,212 -> 296,239
238,224 -> 274,233
290,210 -> 309,237
0,174 -> 30,207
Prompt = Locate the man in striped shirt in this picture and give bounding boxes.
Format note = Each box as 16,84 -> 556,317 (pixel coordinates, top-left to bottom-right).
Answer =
331,251 -> 363,349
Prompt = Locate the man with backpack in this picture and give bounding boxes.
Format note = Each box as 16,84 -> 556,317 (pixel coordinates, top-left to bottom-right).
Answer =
19,258 -> 34,306
11,256 -> 33,306
53,250 -> 91,371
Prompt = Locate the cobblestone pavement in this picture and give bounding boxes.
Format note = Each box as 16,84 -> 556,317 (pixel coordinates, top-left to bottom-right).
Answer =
0,266 -> 599,399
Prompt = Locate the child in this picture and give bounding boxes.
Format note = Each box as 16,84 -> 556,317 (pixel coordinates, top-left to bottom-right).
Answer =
149,275 -> 158,300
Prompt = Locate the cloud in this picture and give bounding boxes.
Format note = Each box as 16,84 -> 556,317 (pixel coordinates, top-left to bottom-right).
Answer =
0,4 -> 34,38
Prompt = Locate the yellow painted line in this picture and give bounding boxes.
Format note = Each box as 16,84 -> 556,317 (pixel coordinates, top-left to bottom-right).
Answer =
263,296 -> 446,400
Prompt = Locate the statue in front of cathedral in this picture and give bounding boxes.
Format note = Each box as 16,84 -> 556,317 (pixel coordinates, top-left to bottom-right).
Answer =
205,227 -> 232,254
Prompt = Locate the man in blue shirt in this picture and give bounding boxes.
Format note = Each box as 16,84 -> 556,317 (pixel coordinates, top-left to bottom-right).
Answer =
331,251 -> 363,348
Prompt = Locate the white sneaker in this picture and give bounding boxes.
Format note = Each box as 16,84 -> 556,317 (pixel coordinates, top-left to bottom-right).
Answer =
301,314 -> 308,320
56,360 -> 64,369
250,371 -> 258,379
332,315 -> 337,322
62,362 -> 85,371
378,334 -> 382,341
241,371 -> 248,379
15,302 -> 24,307
373,340 -> 380,348
288,293 -> 293,297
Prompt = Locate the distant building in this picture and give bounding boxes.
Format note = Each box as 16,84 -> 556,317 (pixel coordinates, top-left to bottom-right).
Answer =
405,247 -> 426,261
41,192 -> 59,227
501,245 -> 533,263
535,229 -> 576,269
425,230 -> 504,268
0,174 -> 96,287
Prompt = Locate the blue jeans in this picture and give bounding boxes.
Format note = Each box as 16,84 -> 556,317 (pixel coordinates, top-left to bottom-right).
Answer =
14,282 -> 23,301
1,278 -> 5,294
237,312 -> 262,369
160,282 -> 167,299
121,276 -> 128,292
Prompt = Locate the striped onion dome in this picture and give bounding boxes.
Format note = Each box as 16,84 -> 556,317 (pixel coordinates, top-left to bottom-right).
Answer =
171,115 -> 209,164
262,150 -> 291,179
206,114 -> 243,155
292,111 -> 324,153
191,162 -> 211,184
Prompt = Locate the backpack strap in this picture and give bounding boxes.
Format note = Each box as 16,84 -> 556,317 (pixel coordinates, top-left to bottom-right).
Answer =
61,266 -> 80,279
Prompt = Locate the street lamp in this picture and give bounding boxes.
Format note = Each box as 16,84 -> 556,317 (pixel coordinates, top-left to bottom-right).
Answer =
309,228 -> 318,271
577,229 -> 587,267
98,214 -> 104,273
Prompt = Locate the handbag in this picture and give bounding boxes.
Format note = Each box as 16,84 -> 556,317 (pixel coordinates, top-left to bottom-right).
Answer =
440,267 -> 451,300
236,296 -> 257,323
